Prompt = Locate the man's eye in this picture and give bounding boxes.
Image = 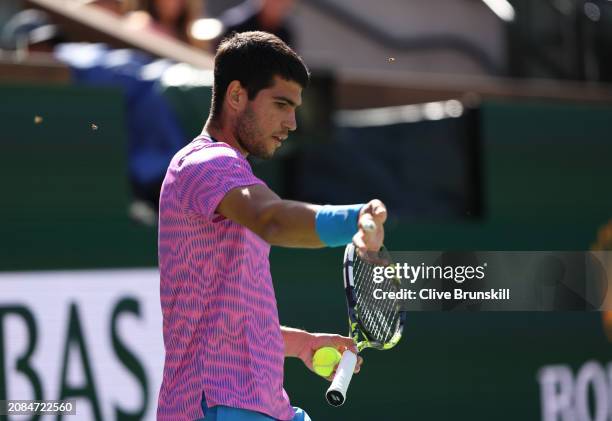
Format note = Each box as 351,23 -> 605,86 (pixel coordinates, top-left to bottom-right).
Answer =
276,102 -> 287,109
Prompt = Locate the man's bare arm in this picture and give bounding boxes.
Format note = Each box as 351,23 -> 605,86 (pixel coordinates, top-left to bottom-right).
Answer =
217,184 -> 324,247
217,183 -> 387,250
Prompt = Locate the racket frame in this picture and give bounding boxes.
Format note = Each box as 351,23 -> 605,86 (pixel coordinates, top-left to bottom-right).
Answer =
343,243 -> 405,352
325,243 -> 405,406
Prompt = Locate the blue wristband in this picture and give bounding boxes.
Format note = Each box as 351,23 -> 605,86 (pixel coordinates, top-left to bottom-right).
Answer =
315,204 -> 365,247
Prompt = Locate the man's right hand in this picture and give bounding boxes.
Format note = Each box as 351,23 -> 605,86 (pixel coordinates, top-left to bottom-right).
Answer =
353,199 -> 387,255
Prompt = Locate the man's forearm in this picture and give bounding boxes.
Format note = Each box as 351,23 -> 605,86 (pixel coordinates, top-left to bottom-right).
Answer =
281,326 -> 310,358
217,184 -> 325,248
218,184 -> 381,250
262,201 -> 368,249
258,200 -> 324,248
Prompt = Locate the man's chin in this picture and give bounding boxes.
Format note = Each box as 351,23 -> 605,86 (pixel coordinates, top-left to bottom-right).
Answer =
250,148 -> 275,160
244,139 -> 278,159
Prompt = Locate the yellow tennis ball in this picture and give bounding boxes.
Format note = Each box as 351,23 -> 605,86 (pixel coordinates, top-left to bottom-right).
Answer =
312,347 -> 342,377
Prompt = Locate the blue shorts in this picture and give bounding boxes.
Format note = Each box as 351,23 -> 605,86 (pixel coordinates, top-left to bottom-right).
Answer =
196,393 -> 311,421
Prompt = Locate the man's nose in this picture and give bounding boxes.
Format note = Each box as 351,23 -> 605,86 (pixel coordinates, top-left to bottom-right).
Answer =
283,111 -> 297,132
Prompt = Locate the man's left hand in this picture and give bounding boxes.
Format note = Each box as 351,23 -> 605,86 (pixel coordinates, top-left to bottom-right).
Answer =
294,332 -> 363,381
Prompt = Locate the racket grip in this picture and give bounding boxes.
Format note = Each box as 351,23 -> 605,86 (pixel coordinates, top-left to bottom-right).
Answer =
325,350 -> 357,407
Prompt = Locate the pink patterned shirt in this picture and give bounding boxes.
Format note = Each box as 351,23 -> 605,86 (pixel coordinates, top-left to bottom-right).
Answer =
157,135 -> 295,421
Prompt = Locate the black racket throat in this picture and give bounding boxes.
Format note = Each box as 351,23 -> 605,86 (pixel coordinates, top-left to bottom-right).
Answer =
343,244 -> 405,348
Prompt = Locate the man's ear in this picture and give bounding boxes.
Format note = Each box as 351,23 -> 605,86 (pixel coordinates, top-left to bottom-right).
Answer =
226,80 -> 246,112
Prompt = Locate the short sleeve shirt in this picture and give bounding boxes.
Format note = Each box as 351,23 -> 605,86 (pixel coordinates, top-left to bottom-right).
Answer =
157,135 -> 295,421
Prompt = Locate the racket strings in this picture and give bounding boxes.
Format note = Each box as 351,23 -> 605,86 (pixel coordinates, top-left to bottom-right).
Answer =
352,253 -> 400,344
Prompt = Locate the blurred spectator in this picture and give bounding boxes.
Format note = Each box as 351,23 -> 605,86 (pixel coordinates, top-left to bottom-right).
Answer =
217,0 -> 296,49
0,9 -> 65,53
126,0 -> 202,45
90,0 -> 125,15
52,41 -> 188,225
1,1 -> 125,54
1,3 -> 196,226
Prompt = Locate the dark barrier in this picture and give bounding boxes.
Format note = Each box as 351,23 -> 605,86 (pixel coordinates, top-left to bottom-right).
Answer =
482,100 -> 612,225
1,83 -> 612,420
291,101 -> 481,219
0,84 -> 156,270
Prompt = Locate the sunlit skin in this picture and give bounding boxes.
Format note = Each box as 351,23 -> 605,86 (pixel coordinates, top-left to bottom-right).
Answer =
206,75 -> 302,159
124,0 -> 188,40
259,0 -> 296,29
91,0 -> 122,15
154,0 -> 185,25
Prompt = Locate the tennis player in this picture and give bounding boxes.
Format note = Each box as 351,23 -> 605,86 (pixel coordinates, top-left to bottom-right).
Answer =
157,31 -> 387,421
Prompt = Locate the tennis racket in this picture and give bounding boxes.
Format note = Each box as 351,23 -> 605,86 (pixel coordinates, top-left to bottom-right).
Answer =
325,241 -> 406,406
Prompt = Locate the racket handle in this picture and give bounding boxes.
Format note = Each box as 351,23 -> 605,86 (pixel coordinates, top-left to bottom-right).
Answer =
325,350 -> 357,407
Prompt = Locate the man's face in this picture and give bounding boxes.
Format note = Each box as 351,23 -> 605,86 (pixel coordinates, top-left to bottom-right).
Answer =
235,76 -> 302,159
